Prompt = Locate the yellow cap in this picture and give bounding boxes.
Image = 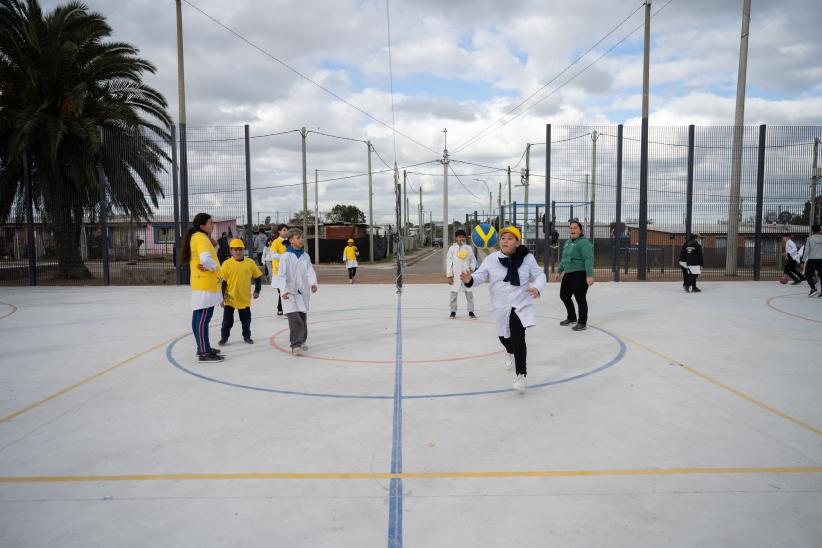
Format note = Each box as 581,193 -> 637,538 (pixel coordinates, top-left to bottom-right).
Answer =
347,239 -> 354,243
229,238 -> 245,248
499,226 -> 521,241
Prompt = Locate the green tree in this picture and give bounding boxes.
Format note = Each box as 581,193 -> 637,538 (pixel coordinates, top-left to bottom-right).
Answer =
0,0 -> 171,278
326,204 -> 365,224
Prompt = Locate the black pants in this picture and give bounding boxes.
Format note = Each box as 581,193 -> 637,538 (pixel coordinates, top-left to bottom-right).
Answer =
499,308 -> 527,376
806,259 -> 822,290
276,289 -> 283,314
221,306 -> 251,341
687,272 -> 699,289
784,257 -> 804,282
680,266 -> 689,286
560,271 -> 589,325
348,267 -> 357,279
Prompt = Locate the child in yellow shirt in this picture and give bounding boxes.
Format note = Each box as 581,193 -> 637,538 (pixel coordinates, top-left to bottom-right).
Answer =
219,239 -> 262,345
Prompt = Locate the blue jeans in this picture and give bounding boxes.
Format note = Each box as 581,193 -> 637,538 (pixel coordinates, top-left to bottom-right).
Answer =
192,307 -> 215,354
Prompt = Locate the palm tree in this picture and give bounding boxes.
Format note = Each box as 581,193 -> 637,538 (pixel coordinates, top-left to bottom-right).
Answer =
0,0 -> 172,279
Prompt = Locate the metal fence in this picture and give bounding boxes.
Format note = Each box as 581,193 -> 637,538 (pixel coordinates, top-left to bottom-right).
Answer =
502,124 -> 821,281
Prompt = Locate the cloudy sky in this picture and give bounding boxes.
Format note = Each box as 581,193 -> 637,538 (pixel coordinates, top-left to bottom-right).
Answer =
43,0 -> 822,225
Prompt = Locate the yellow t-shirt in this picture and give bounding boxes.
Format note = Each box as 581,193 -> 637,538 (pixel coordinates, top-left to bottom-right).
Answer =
221,257 -> 262,309
271,237 -> 287,275
344,245 -> 358,260
189,232 -> 221,292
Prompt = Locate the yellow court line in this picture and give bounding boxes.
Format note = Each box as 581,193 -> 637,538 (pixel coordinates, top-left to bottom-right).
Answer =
2,466 -> 821,484
0,336 -> 179,427
617,333 -> 822,437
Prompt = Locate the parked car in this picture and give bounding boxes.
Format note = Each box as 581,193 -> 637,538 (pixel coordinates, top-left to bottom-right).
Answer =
432,238 -> 443,248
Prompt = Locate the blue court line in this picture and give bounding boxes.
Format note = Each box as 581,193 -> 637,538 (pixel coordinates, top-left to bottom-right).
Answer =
165,308 -> 626,400
387,292 -> 404,548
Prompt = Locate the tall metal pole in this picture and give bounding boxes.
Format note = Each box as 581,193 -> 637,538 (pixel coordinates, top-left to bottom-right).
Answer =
686,124 -> 695,239
442,128 -> 449,269
394,163 -> 402,291
314,168 -> 320,265
544,124 -> 552,278
23,153 -> 36,286
96,127 -> 110,286
498,182 -> 502,228
524,144 -> 531,244
584,174 -> 589,221
590,130 -> 597,257
170,125 -> 182,284
403,169 -> 408,250
614,124 -> 624,282
753,125 -> 766,281
638,0 -> 652,280
175,0 -> 187,127
419,186 -> 423,244
175,1 -> 189,233
244,125 -> 253,252
300,127 -> 308,240
727,0 -> 751,275
367,141 -> 374,263
810,138 -> 819,230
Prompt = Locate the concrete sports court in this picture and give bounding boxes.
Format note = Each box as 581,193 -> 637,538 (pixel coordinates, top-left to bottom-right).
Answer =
0,280 -> 820,547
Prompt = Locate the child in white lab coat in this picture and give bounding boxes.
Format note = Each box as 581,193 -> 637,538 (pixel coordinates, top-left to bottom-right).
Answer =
277,228 -> 318,355
461,226 -> 546,393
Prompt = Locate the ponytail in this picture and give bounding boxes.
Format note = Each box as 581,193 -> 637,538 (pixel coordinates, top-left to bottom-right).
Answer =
181,212 -> 212,263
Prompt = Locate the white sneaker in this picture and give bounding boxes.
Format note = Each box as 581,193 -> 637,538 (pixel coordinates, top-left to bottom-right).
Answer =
292,347 -> 303,356
504,353 -> 514,371
513,374 -> 526,393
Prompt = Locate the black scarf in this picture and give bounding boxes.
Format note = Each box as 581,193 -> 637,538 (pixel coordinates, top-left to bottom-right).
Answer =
498,245 -> 530,286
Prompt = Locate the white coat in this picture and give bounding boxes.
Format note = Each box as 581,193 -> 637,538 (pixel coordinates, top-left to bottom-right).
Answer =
468,250 -> 547,338
276,250 -> 318,314
446,242 -> 478,292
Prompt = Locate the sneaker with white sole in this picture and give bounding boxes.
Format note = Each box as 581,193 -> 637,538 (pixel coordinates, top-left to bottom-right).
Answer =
513,374 -> 526,393
504,353 -> 514,371
301,345 -> 309,351
291,346 -> 304,356
809,288 -> 819,297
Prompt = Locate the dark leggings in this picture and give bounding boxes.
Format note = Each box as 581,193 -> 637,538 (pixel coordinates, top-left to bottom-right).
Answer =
806,259 -> 821,290
276,289 -> 283,314
348,267 -> 357,279
560,271 -> 589,325
680,266 -> 689,286
499,308 -> 527,376
784,257 -> 804,282
192,307 -> 215,355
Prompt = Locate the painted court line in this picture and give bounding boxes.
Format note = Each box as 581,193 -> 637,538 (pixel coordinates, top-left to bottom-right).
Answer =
2,467 -> 821,484
0,302 -> 18,320
617,332 -> 822,437
766,294 -> 822,325
0,335 -> 180,426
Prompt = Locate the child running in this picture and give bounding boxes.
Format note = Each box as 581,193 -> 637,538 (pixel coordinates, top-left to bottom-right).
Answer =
446,229 -> 478,319
218,239 -> 262,345
343,238 -> 359,284
277,228 -> 318,356
460,226 -> 546,393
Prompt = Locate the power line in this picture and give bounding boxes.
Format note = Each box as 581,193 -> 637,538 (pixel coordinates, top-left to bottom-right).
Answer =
451,1 -> 647,154
180,0 -> 440,157
306,130 -> 365,143
448,164 -> 481,199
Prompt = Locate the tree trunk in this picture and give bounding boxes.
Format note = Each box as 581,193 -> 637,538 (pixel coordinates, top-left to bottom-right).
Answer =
51,205 -> 92,280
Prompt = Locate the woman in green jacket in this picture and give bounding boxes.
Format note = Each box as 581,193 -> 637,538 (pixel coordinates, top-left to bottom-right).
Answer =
554,220 -> 594,331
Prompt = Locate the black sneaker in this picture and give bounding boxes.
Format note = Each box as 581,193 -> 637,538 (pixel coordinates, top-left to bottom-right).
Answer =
691,287 -> 702,293
809,288 -> 819,297
449,312 -> 456,319
468,312 -> 477,319
244,338 -> 254,344
276,311 -> 284,316
683,285 -> 690,293
572,323 -> 587,331
559,319 -> 577,326
218,339 -> 227,346
198,352 -> 225,362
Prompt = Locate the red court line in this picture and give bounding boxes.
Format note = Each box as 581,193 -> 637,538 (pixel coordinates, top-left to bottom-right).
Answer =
0,302 -> 18,320
269,315 -> 504,364
766,294 -> 822,325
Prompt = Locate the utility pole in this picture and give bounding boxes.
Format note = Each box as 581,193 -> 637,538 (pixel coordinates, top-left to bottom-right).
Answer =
367,141 -> 374,263
498,182 -> 502,228
442,128 -> 449,269
584,174 -> 589,222
403,170 -> 408,250
174,0 -> 189,232
638,0 -> 652,279
524,144 -> 531,245
314,168 -> 320,265
591,130 -> 597,256
727,0 -> 751,275
811,138 -> 819,230
300,127 -> 308,240
419,186 -> 423,245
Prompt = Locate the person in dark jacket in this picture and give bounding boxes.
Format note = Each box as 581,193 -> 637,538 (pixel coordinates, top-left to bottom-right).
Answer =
554,220 -> 594,330
680,233 -> 704,293
217,232 -> 230,264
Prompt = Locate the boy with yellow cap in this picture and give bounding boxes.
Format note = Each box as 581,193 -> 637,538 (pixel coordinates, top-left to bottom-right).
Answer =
219,239 -> 262,345
343,238 -> 359,284
270,224 -> 289,316
460,226 -> 546,393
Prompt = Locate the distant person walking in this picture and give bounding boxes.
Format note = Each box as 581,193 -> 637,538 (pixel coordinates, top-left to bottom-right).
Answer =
343,238 -> 360,284
270,224 -> 289,316
782,233 -> 805,285
679,232 -> 704,293
802,224 -> 822,297
555,220 -> 594,330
